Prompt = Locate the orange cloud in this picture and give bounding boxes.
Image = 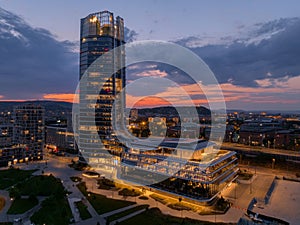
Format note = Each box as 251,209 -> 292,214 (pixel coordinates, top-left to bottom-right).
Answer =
43,93 -> 78,103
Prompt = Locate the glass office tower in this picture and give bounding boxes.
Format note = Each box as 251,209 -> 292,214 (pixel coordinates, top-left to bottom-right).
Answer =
79,11 -> 125,168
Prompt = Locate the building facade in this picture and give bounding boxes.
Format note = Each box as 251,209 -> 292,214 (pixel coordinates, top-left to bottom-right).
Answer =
79,11 -> 126,165
13,105 -> 45,161
121,138 -> 238,203
77,11 -> 238,204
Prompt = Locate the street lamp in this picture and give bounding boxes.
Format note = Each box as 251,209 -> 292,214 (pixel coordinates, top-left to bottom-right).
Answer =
272,158 -> 276,169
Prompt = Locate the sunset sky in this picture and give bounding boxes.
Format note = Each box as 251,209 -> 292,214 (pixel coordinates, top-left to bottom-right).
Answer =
0,0 -> 300,111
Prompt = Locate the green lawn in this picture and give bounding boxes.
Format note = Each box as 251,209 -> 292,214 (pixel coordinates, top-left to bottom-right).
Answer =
118,188 -> 142,197
0,168 -> 36,190
149,194 -> 168,205
97,177 -> 116,190
30,195 -> 73,225
119,208 -> 234,225
17,175 -> 65,196
77,182 -> 135,214
70,176 -> 82,182
107,204 -> 149,223
75,201 -> 92,220
7,197 -> 38,214
0,197 -> 5,211
168,203 -> 192,211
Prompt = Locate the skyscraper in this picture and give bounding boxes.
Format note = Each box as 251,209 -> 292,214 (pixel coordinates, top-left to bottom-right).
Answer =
79,11 -> 125,167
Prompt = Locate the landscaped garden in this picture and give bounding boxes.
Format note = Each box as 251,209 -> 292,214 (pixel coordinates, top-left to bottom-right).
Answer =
106,204 -> 149,223
10,175 -> 64,197
118,188 -> 142,197
4,173 -> 72,225
70,176 -> 82,183
119,208 -> 235,225
97,177 -> 116,190
27,175 -> 73,225
0,196 -> 5,211
237,169 -> 253,180
7,196 -> 38,214
0,168 -> 36,190
30,195 -> 73,225
74,201 -> 92,220
77,182 -> 135,214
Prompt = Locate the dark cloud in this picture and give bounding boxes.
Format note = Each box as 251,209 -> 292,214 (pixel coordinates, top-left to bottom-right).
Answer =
1,6 -> 299,101
128,18 -> 300,90
0,7 -> 78,99
124,27 -> 138,43
0,7 -> 138,100
177,18 -> 300,87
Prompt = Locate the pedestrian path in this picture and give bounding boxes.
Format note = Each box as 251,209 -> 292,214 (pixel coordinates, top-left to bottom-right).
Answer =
0,190 -> 11,222
109,208 -> 147,225
67,197 -> 81,222
100,204 -> 137,218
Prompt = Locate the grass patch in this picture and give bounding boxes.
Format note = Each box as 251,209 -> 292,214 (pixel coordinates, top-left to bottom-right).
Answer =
213,197 -> 231,213
168,203 -> 192,211
68,162 -> 89,171
14,175 -> 65,196
118,188 -> 141,197
0,197 -> 5,211
0,223 -> 13,225
7,196 -> 38,214
77,182 -> 135,215
75,201 -> 92,220
0,168 -> 36,190
30,195 -> 72,225
119,207 -> 234,225
107,204 -> 149,223
138,196 -> 149,200
149,194 -> 168,205
70,176 -> 82,182
97,177 -> 116,190
237,170 -> 253,180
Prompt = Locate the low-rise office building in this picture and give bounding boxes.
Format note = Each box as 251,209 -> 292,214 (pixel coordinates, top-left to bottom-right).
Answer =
120,138 -> 238,204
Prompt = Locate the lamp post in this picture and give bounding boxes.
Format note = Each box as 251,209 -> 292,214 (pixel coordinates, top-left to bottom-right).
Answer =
215,210 -> 217,223
234,182 -> 237,199
272,158 -> 276,170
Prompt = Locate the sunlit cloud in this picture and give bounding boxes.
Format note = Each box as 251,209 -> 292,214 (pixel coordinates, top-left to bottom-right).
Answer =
135,69 -> 168,78
126,75 -> 300,109
43,93 -> 77,103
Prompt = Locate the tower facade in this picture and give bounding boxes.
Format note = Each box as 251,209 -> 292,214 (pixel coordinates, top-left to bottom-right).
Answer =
79,11 -> 125,166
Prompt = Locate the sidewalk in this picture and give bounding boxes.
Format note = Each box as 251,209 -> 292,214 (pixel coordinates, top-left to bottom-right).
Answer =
0,190 -> 11,223
101,204 -> 137,218
109,208 -> 147,225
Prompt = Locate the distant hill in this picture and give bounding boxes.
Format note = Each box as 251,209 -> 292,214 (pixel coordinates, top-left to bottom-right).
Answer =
136,106 -> 211,117
0,101 -> 211,118
0,101 -> 73,114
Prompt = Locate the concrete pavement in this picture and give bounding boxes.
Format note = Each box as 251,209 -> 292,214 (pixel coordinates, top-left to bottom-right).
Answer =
0,190 -> 11,223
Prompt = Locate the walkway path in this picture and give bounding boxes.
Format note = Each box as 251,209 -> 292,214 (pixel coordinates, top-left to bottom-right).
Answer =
109,208 -> 147,225
101,204 -> 137,218
0,190 -> 11,223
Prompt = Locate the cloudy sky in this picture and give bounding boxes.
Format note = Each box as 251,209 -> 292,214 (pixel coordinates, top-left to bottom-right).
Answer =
0,0 -> 300,111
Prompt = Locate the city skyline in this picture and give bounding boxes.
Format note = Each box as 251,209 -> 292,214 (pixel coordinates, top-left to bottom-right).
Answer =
0,4 -> 300,224
0,1 -> 300,110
